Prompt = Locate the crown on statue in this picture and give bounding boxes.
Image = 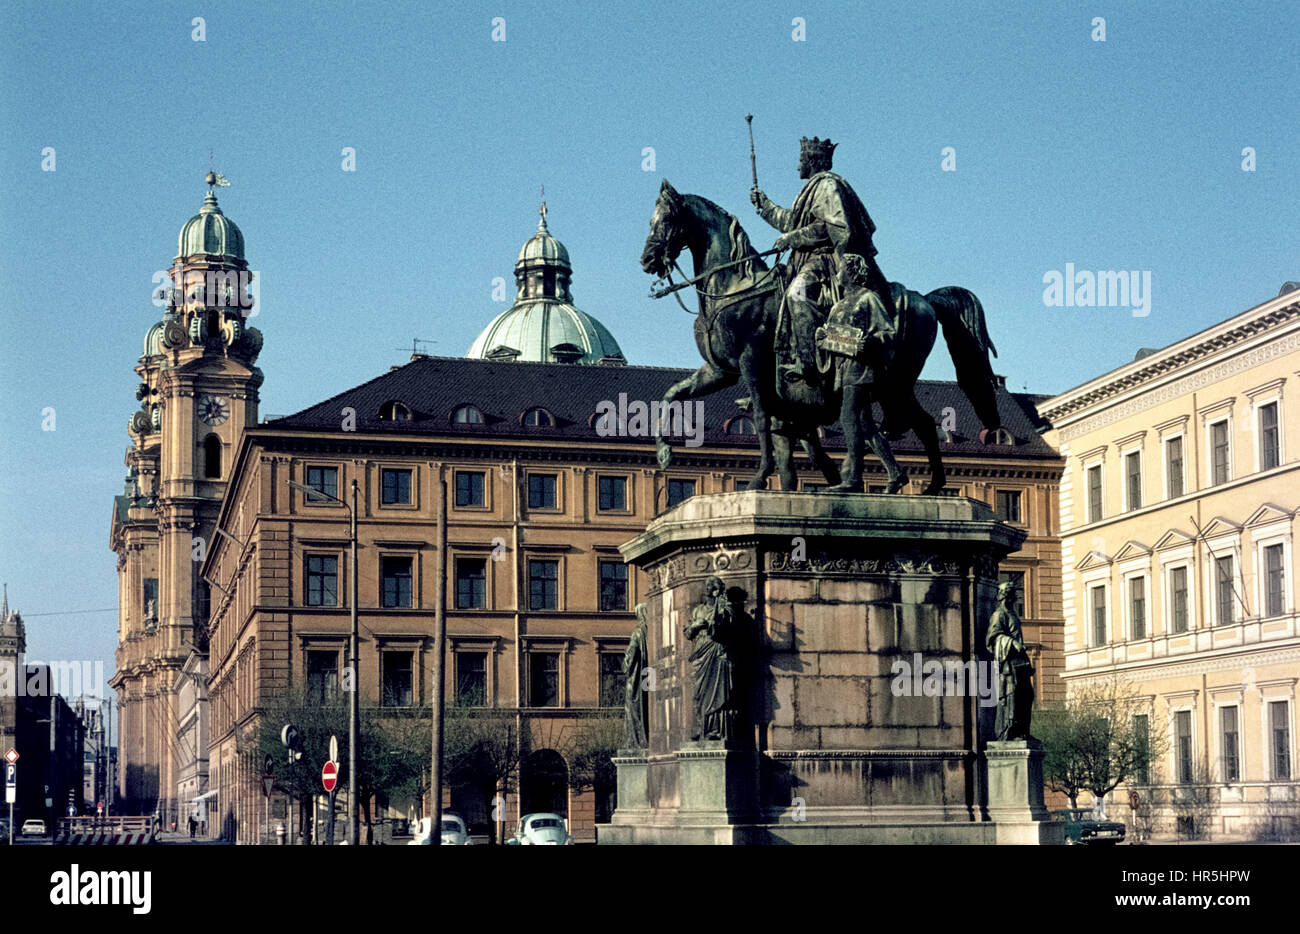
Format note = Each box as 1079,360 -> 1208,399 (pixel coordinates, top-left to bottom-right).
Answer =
800,136 -> 837,161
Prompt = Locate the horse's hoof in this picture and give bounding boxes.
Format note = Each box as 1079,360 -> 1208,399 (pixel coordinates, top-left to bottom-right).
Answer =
744,474 -> 772,491
886,476 -> 909,494
656,442 -> 672,469
828,480 -> 861,493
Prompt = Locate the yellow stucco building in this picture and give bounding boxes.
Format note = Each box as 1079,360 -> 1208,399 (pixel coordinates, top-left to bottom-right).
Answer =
1040,283 -> 1300,837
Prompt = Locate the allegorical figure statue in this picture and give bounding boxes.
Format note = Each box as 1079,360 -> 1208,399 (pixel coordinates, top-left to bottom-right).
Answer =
685,576 -> 741,742
622,602 -> 650,748
986,580 -> 1035,741
751,136 -> 890,404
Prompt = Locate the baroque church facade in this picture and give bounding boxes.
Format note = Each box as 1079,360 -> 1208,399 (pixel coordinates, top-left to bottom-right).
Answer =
109,177 -> 263,823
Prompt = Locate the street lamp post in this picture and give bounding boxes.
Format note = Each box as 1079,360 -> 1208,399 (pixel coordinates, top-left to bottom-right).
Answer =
289,478 -> 360,845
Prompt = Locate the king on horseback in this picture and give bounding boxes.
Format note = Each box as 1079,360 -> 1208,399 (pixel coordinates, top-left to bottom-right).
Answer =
750,136 -> 891,406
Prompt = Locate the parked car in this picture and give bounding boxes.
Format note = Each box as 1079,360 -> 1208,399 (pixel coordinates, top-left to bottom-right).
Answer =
407,814 -> 472,845
507,813 -> 573,846
21,819 -> 47,837
1051,808 -> 1126,845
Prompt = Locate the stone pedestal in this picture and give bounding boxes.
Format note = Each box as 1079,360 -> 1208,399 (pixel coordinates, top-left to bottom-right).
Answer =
597,490 -> 1060,845
984,740 -> 1064,844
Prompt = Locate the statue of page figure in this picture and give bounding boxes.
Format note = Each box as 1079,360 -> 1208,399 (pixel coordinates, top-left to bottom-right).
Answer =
623,602 -> 650,748
986,580 -> 1035,741
685,576 -> 741,742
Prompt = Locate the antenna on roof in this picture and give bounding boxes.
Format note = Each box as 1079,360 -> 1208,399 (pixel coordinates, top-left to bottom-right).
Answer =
396,338 -> 437,361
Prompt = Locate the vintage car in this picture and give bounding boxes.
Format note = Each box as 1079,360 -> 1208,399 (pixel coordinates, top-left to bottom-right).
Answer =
1051,808 -> 1126,845
506,813 -> 573,846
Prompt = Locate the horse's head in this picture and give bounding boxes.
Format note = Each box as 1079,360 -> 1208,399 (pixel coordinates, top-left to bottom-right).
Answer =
641,179 -> 687,277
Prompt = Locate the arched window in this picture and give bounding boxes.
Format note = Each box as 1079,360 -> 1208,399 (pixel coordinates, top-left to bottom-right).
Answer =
452,404 -> 485,425
379,401 -> 412,422
725,416 -> 756,436
522,407 -> 554,428
203,435 -> 222,478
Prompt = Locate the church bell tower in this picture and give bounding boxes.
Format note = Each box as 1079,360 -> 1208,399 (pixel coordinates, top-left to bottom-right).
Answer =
110,174 -> 263,820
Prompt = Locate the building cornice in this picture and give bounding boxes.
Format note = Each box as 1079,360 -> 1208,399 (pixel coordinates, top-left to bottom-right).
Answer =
1041,295 -> 1300,430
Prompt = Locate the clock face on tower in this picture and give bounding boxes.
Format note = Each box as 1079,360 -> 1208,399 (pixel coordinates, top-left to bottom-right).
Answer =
197,393 -> 231,426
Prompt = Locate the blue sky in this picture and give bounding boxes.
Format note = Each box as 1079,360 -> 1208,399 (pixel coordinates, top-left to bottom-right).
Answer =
1,0 -> 1296,707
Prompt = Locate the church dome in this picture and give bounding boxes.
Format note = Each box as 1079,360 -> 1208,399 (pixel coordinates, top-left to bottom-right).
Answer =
466,202 -> 625,365
177,189 -> 245,261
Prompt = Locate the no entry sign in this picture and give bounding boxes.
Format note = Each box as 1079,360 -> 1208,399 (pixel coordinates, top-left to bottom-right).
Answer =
321,760 -> 338,793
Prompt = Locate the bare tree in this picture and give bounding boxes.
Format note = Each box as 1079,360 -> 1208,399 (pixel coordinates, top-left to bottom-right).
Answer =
1037,675 -> 1167,814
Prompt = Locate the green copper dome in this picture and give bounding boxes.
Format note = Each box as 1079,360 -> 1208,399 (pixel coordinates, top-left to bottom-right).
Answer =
467,203 -> 624,365
177,190 -> 245,260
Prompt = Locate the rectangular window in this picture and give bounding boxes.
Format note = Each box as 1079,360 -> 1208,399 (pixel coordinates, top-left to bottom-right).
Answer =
1211,421 -> 1230,485
456,652 -> 487,706
1170,566 -> 1189,634
306,466 -> 338,501
1259,402 -> 1280,470
305,555 -> 339,607
1271,701 -> 1292,780
1129,577 -> 1146,640
995,489 -> 1021,523
1087,465 -> 1102,523
455,558 -> 487,610
1215,555 -> 1234,626
381,468 -> 412,505
381,556 -> 414,608
455,471 -> 485,507
1176,710 -> 1193,784
599,560 -> 628,612
598,476 -> 628,511
998,570 -> 1026,618
667,478 -> 696,508
1133,714 -> 1151,785
528,560 -> 558,610
142,577 -> 158,618
306,650 -> 339,706
1125,451 -> 1142,510
1220,706 -> 1239,783
529,652 -> 559,707
599,652 -> 625,708
1091,585 -> 1107,646
527,474 -> 557,509
1264,543 -> 1285,617
1166,436 -> 1184,499
381,652 -> 413,707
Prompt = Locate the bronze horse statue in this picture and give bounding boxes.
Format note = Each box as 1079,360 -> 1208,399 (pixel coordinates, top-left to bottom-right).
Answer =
640,179 -> 1001,493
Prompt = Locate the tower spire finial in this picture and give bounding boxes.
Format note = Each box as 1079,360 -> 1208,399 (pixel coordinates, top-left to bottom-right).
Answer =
2,583 -> 8,621
538,186 -> 548,231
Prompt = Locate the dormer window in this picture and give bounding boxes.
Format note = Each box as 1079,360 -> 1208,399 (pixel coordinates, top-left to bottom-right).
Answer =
452,404 -> 484,425
379,401 -> 412,422
522,407 -> 554,428
725,416 -> 756,436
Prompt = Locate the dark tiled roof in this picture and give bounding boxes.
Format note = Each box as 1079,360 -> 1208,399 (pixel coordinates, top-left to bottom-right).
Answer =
266,356 -> 1059,459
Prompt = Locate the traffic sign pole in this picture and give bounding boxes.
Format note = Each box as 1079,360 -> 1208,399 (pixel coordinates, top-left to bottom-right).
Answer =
6,749 -> 18,847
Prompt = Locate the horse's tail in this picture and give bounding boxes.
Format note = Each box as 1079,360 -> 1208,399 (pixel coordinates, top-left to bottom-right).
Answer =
926,286 -> 1001,432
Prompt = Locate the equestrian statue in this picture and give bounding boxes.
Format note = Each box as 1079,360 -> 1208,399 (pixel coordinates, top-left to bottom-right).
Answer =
640,123 -> 1001,494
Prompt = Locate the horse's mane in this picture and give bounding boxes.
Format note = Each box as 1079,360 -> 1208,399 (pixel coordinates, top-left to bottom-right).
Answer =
680,193 -> 767,283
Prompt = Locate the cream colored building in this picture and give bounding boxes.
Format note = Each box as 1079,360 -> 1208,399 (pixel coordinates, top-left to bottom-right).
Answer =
1040,283 -> 1300,836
